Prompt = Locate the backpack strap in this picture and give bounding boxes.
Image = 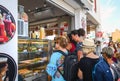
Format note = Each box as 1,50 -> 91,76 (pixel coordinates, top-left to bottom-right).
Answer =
53,50 -> 67,56
57,65 -> 64,78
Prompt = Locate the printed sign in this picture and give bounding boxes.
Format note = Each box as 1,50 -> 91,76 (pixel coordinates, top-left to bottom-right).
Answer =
96,31 -> 103,38
0,5 -> 16,44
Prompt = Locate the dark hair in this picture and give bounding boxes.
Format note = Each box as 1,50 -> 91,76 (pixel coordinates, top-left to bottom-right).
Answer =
117,42 -> 120,47
108,41 -> 114,46
77,28 -> 85,37
67,33 -> 77,45
108,41 -> 117,53
67,33 -> 72,42
95,41 -> 101,45
0,62 -> 7,72
71,30 -> 78,35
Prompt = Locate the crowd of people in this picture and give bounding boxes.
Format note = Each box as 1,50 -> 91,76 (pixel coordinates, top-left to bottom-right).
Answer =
46,28 -> 120,81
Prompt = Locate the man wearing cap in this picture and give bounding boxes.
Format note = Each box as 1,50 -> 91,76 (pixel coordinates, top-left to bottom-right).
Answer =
92,47 -> 114,81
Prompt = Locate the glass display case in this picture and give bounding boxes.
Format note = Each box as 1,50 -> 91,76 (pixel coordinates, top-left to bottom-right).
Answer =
18,38 -> 52,81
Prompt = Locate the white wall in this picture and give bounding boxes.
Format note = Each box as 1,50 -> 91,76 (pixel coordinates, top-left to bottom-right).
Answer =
0,0 -> 18,81
75,9 -> 87,30
96,0 -> 101,20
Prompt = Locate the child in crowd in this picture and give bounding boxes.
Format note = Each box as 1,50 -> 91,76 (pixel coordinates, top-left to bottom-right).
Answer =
46,36 -> 68,81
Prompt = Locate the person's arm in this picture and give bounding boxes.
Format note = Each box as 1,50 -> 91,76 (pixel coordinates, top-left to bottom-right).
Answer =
78,69 -> 83,79
78,59 -> 84,80
76,42 -> 83,61
77,50 -> 83,61
0,75 -> 2,81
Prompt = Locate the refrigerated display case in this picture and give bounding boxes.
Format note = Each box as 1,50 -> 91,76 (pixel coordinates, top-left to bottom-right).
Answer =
18,38 -> 52,81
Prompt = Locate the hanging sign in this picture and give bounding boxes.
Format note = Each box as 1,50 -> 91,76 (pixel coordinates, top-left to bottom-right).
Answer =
96,31 -> 103,38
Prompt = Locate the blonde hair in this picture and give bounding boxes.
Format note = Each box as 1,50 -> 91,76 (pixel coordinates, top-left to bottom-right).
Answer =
55,36 -> 68,48
82,38 -> 95,54
82,46 -> 95,54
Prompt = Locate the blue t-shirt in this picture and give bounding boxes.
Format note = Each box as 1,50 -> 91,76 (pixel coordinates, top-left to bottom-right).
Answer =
46,51 -> 68,81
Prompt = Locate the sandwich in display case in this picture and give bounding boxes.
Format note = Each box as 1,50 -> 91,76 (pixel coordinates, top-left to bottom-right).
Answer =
18,38 -> 52,81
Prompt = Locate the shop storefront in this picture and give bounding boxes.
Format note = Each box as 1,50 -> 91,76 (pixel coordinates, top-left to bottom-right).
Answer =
0,0 -> 101,81
48,0 -> 101,40
18,0 -> 74,38
18,0 -> 75,81
17,1 -> 101,81
18,0 -> 101,40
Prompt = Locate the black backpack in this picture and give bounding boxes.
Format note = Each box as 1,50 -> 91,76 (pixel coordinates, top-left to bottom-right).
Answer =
54,50 -> 79,81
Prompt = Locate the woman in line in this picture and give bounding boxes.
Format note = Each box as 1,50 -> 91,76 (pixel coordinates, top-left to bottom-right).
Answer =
108,41 -> 117,63
78,38 -> 99,81
46,36 -> 68,81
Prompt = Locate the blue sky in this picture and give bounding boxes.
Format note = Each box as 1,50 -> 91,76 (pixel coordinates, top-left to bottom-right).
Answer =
99,0 -> 120,32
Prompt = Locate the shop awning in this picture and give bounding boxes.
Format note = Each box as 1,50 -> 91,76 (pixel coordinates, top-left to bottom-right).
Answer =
74,0 -> 93,10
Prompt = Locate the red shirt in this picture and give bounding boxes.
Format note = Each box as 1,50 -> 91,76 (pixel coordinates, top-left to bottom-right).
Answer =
70,43 -> 76,53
